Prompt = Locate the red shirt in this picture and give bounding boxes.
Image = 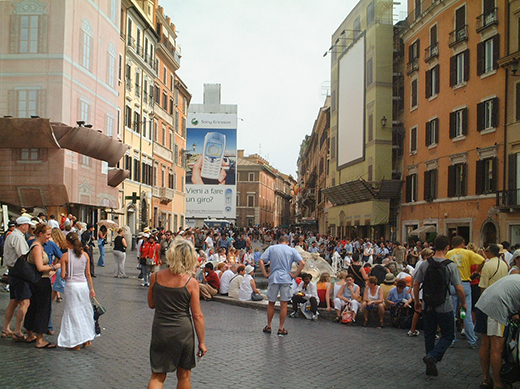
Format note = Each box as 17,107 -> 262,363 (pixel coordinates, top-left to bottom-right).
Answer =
205,270 -> 220,290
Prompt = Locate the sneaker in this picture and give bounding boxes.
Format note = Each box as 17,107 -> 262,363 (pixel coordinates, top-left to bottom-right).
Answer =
141,283 -> 146,287
469,343 -> 478,349
423,355 -> 438,376
407,330 -> 420,337
450,340 -> 456,348
461,328 -> 466,337
435,334 -> 440,340
312,314 -> 318,321
289,311 -> 298,318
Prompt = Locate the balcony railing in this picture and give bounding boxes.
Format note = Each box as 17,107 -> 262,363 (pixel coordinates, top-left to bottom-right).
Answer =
449,25 -> 468,47
406,58 -> 419,74
153,187 -> 174,203
424,43 -> 439,62
136,44 -> 143,57
476,8 -> 498,32
127,36 -> 136,50
496,189 -> 520,208
158,36 -> 181,67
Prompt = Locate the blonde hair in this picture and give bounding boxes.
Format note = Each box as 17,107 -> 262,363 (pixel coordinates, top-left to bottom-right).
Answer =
34,223 -> 51,236
318,272 -> 330,283
51,227 -> 67,250
337,271 -> 348,280
466,242 -> 478,253
166,237 -> 198,275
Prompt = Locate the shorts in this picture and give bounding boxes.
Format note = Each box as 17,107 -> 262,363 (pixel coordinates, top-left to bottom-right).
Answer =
266,284 -> 292,302
475,308 -> 505,337
52,269 -> 65,293
8,274 -> 31,300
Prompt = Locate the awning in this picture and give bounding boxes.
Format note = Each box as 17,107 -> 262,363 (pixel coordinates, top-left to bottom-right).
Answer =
108,168 -> 131,187
409,225 -> 437,236
0,118 -> 60,148
323,179 -> 404,206
52,123 -> 129,167
0,118 -> 129,167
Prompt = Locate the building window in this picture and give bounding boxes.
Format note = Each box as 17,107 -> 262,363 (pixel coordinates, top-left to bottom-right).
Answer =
174,144 -> 179,165
125,106 -> 132,128
353,16 -> 361,39
477,35 -> 500,75
450,50 -> 469,87
414,0 -> 421,19
81,20 -> 93,71
79,99 -> 89,122
448,163 -> 467,197
410,127 -> 417,153
125,155 -> 132,176
411,79 -> 418,109
476,158 -> 497,194
161,125 -> 166,145
516,83 -> 520,121
426,65 -> 439,98
107,44 -> 116,88
406,174 -> 417,202
408,40 -> 420,73
449,108 -> 467,139
162,92 -> 168,111
249,172 -> 255,181
133,111 -> 140,133
477,97 -> 498,131
106,114 -> 114,137
109,0 -> 117,23
368,114 -> 373,142
424,169 -> 437,201
81,155 -> 90,166
17,90 -> 38,118
366,1 -> 375,25
20,148 -> 40,161
20,15 -> 39,53
426,118 -> 439,146
247,195 -> 255,207
367,58 -> 373,86
173,172 -> 177,190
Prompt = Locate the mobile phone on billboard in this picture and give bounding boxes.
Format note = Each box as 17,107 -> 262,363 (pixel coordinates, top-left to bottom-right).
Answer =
201,132 -> 226,180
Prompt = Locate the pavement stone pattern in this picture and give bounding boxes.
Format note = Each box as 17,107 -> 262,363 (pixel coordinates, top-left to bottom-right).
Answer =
0,247 -> 518,389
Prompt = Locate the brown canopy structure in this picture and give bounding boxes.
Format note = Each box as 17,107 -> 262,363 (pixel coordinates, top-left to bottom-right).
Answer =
108,168 -> 131,187
0,118 -> 129,167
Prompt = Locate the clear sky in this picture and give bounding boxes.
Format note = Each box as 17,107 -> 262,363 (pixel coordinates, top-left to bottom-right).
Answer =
163,0 -> 408,177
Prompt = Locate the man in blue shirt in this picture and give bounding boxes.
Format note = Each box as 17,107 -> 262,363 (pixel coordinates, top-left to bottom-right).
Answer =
259,236 -> 305,336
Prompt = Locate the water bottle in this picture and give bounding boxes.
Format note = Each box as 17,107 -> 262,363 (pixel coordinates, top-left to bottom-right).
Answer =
460,307 -> 467,320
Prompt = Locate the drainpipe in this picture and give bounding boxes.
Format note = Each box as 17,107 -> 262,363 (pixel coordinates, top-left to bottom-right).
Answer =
503,2 -> 510,202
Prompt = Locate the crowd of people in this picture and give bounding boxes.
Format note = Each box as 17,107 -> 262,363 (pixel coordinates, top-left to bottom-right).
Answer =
2,216 -> 520,388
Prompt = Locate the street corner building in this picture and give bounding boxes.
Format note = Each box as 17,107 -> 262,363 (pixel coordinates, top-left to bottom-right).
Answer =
0,0 -> 129,219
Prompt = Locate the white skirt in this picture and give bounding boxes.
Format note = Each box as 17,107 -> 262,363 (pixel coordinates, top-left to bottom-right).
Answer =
58,282 -> 96,348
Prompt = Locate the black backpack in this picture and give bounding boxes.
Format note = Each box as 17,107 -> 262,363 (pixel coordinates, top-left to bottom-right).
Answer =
421,257 -> 452,309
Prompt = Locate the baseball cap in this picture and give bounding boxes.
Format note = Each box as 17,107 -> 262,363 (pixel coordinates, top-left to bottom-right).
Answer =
16,216 -> 36,226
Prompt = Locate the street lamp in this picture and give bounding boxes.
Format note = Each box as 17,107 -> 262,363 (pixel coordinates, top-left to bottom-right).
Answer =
381,116 -> 388,128
510,59 -> 519,76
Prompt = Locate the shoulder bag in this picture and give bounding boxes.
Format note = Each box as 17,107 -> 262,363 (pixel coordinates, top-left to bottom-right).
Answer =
10,246 -> 41,285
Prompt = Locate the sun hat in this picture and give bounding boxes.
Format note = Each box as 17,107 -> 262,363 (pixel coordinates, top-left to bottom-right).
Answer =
16,216 -> 36,227
245,265 -> 255,274
383,273 -> 396,284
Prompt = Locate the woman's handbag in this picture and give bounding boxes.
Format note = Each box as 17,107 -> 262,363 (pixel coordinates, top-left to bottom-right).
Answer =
91,296 -> 106,316
146,258 -> 156,266
9,246 -> 41,285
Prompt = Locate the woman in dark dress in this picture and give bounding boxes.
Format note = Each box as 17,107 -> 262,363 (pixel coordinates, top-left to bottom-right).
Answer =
147,237 -> 207,389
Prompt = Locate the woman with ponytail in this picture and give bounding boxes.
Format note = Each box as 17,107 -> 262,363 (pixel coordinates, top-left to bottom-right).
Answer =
57,232 -> 96,350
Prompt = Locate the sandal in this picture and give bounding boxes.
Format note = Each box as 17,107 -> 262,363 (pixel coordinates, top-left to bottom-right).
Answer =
479,380 -> 494,389
56,297 -> 62,303
12,333 -> 26,342
277,328 -> 288,336
1,330 -> 13,338
25,336 -> 37,343
69,345 -> 81,351
36,342 -> 56,349
262,326 -> 271,334
363,320 -> 368,327
83,341 -> 92,348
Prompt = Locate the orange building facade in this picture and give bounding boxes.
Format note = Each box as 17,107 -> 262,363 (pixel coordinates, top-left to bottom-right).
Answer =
400,0 -> 506,245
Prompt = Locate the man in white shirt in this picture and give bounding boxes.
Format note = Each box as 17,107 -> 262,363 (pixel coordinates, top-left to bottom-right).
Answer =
47,214 -> 60,229
1,217 -> 35,341
228,265 -> 245,298
290,273 -> 319,320
219,264 -> 237,296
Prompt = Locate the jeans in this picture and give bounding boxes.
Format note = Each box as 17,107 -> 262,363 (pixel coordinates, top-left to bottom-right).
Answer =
450,282 -> 477,345
423,309 -> 455,363
292,294 -> 317,314
97,240 -> 105,266
142,265 -> 151,285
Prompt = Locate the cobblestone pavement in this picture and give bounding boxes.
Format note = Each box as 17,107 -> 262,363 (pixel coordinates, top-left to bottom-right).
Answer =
0,248 -> 517,389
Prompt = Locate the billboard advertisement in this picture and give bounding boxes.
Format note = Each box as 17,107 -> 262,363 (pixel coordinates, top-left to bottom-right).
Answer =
186,113 -> 237,219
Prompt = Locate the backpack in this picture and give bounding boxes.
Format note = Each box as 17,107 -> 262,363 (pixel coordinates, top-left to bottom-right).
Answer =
421,257 -> 452,309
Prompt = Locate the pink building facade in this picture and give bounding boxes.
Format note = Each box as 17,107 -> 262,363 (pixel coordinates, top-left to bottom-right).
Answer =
0,0 -> 125,222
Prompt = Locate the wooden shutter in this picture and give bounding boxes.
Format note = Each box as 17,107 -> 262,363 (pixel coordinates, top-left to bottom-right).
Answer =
425,121 -> 431,146
493,34 -> 500,70
435,65 -> 440,94
462,164 -> 468,196
483,0 -> 494,14
448,165 -> 456,197
476,160 -> 485,194
449,111 -> 456,138
456,6 -> 465,31
477,42 -> 484,76
450,55 -> 456,86
430,24 -> 437,45
491,157 -> 498,192
425,69 -> 432,98
477,102 -> 484,132
406,175 -> 412,202
464,50 -> 470,82
516,83 -> 520,121
435,118 -> 439,144
424,170 -> 431,201
509,153 -> 518,190
462,108 -> 468,136
491,97 -> 499,128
